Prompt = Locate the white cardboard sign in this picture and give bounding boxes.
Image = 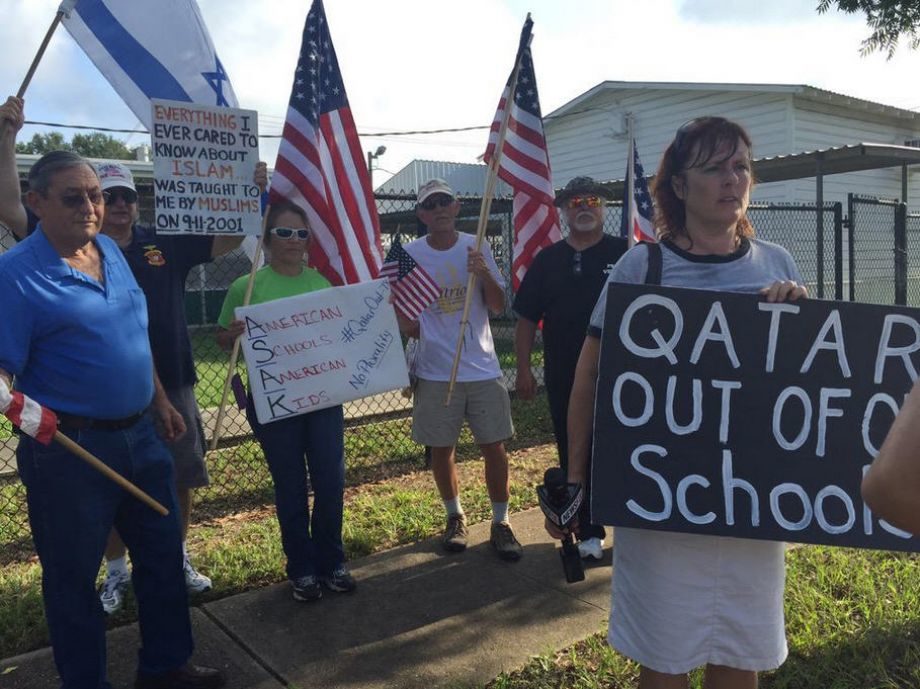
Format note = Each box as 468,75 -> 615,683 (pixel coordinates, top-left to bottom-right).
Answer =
236,279 -> 409,424
150,98 -> 261,235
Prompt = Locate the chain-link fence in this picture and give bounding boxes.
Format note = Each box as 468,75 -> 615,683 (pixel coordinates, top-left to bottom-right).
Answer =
0,193 -> 906,556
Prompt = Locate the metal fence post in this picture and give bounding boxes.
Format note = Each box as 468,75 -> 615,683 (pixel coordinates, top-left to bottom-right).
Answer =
895,202 -> 908,306
833,202 -> 843,301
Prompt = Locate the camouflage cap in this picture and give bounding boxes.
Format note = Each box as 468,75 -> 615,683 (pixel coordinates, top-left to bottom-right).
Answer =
553,176 -> 614,207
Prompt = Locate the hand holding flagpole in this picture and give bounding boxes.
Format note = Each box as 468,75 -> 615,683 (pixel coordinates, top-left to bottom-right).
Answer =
0,377 -> 168,516
209,214 -> 267,451
444,17 -> 532,405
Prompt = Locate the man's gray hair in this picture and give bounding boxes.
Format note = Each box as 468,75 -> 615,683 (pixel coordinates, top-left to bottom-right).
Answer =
28,150 -> 96,195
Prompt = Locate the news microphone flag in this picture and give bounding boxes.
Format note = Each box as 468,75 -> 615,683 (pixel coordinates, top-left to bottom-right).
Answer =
620,138 -> 656,246
59,0 -> 238,129
380,238 -> 440,321
268,0 -> 383,286
483,15 -> 561,290
0,381 -> 56,446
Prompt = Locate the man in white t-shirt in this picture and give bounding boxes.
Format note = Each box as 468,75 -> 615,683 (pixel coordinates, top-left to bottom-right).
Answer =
396,178 -> 521,561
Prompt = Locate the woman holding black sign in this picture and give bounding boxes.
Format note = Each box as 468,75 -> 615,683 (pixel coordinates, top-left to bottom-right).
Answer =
216,201 -> 356,603
550,117 -> 807,689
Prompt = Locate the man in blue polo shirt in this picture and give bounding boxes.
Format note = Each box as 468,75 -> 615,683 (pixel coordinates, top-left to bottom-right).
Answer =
0,95 -> 266,614
0,150 -> 223,689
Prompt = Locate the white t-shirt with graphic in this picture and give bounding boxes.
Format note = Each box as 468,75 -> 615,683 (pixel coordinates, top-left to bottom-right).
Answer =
404,232 -> 504,382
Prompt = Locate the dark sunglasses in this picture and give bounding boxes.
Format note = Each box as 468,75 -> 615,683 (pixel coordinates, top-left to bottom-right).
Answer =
419,194 -> 454,211
565,195 -> 603,209
105,188 -> 138,205
57,190 -> 109,208
270,227 -> 310,240
572,251 -> 583,277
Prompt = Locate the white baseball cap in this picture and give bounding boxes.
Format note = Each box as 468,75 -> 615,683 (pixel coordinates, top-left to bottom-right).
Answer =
417,178 -> 455,205
95,162 -> 136,193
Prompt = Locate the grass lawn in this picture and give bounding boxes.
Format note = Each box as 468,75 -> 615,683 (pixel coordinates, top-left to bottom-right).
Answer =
484,546 -> 920,689
0,395 -> 556,660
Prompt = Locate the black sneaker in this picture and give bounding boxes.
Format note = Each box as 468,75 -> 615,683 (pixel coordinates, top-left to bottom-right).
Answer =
320,566 -> 357,593
291,575 -> 322,601
442,513 -> 468,552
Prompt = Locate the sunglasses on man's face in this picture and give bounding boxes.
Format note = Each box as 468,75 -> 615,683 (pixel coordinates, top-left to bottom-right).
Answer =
565,195 -> 603,209
270,227 -> 310,240
105,188 -> 138,205
58,190 -> 109,209
419,195 -> 454,211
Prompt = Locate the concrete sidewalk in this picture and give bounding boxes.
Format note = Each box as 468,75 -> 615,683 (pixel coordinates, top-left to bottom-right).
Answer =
0,507 -> 612,689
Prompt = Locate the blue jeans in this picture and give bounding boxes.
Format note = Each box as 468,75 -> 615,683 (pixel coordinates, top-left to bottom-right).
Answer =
247,402 -> 346,580
17,416 -> 193,689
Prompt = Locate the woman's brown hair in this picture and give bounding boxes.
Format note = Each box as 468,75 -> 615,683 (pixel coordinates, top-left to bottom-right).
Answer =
651,116 -> 755,243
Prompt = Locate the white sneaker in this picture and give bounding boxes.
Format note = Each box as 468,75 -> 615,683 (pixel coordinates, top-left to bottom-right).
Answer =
183,557 -> 212,593
577,537 -> 604,561
99,569 -> 131,614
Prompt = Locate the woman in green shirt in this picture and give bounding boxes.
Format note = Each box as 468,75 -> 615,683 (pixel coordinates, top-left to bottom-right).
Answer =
217,201 -> 355,602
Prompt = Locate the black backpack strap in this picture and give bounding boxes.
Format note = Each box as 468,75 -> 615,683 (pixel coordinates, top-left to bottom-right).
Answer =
644,241 -> 662,286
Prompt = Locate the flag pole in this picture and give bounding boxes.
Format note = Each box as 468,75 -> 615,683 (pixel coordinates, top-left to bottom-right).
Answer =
625,113 -> 637,248
17,4 -> 72,98
444,26 -> 531,406
53,431 -> 169,515
209,219 -> 267,451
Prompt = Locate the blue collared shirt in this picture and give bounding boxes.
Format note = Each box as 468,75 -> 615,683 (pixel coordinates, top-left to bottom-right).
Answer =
0,226 -> 154,418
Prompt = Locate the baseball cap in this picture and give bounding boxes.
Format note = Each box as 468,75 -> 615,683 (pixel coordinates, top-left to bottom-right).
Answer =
417,178 -> 455,205
553,176 -> 614,207
95,162 -> 137,193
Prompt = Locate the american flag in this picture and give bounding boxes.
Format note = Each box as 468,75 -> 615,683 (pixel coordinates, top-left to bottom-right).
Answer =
268,0 -> 382,285
380,238 -> 441,321
621,139 -> 656,246
483,16 -> 561,291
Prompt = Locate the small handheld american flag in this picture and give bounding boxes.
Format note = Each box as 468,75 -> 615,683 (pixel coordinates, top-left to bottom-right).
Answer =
380,238 -> 441,321
0,379 -> 57,445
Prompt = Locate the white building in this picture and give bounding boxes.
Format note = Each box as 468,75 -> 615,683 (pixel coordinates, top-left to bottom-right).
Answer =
543,81 -> 920,210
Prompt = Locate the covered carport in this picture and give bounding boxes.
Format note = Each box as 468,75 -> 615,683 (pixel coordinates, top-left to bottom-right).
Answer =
601,143 -> 920,303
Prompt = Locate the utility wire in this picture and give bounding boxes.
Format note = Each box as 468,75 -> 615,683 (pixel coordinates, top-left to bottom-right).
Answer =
21,106 -> 607,139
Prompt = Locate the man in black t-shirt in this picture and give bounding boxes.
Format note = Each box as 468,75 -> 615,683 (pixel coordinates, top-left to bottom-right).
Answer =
513,176 -> 628,559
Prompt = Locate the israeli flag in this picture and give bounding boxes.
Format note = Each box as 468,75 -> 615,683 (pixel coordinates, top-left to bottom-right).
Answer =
59,0 -> 263,264
59,0 -> 238,129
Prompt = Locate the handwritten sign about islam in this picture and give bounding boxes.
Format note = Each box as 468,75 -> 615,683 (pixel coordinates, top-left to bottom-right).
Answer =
151,98 -> 261,235
236,279 -> 409,424
593,283 -> 920,552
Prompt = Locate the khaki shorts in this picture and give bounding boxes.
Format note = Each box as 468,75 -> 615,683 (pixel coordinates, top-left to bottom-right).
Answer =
412,378 -> 514,447
158,385 -> 210,489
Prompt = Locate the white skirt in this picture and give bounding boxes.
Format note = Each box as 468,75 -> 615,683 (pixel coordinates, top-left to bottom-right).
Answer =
608,527 -> 788,675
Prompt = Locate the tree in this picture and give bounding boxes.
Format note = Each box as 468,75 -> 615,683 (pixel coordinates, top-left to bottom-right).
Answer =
15,132 -> 70,155
817,0 -> 920,57
15,131 -> 134,159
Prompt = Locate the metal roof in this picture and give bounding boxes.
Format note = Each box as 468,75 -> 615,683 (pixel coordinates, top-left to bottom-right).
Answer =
595,143 -> 920,198
545,81 -> 920,125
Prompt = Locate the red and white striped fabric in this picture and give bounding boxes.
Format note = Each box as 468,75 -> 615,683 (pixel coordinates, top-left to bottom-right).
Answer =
0,382 -> 57,446
268,0 -> 382,286
483,16 -> 561,291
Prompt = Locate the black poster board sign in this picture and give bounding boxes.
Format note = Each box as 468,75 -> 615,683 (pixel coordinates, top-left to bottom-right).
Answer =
592,283 -> 920,552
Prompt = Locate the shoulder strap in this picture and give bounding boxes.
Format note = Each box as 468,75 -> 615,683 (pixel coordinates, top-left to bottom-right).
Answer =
644,241 -> 662,285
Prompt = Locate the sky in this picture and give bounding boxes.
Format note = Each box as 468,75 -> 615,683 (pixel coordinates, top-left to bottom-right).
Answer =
4,0 -> 920,190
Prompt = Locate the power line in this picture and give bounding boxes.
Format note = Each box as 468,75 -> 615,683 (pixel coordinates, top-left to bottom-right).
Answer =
22,119 -> 491,138
20,106 -> 608,139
